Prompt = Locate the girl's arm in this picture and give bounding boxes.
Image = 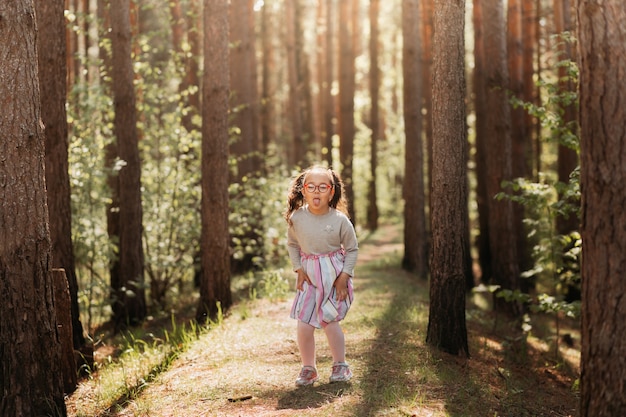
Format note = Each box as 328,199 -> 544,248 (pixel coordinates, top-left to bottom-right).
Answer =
339,218 -> 358,277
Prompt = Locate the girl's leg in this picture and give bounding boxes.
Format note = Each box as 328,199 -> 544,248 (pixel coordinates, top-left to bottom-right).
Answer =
297,321 -> 317,367
323,321 -> 346,363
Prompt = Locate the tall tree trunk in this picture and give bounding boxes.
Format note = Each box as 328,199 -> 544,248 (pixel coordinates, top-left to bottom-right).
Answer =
197,0 -> 232,322
261,0 -> 276,158
296,0 -> 316,154
420,0 -> 434,200
186,0 -> 202,133
286,0 -> 305,166
522,0 -> 537,180
473,0 -> 491,284
367,0 -> 380,231
482,0 -> 521,317
229,0 -> 259,178
507,0 -> 531,291
170,0 -> 200,134
338,0 -> 356,221
533,0 -> 543,177
402,0 -> 428,277
323,0 -> 335,166
427,0 -> 469,357
315,0 -> 326,160
36,0 -> 87,355
98,0 -> 123,330
578,1 -> 626,415
554,0 -> 578,235
0,1 -> 67,413
110,0 -> 146,327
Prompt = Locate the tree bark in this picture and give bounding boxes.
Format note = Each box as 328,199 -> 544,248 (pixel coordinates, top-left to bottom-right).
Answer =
554,0 -> 579,235
367,0 -> 380,231
427,0 -> 469,357
261,0 -> 276,159
482,0 -> 521,316
578,1 -> 626,414
51,269 -> 78,394
285,0 -> 306,166
0,1 -> 67,413
508,0 -> 532,292
197,0 -> 232,322
420,0 -> 434,201
473,0 -> 491,284
110,0 -> 147,327
323,0 -> 335,166
229,0 -> 260,178
338,0 -> 356,221
402,0 -> 428,277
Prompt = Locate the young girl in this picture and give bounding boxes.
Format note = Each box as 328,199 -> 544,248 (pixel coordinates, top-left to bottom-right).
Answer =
284,165 -> 358,386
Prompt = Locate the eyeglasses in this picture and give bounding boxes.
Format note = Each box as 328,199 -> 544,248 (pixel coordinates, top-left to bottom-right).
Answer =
303,183 -> 333,193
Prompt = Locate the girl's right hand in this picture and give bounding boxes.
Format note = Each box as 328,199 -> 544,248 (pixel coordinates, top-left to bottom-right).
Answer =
296,269 -> 311,291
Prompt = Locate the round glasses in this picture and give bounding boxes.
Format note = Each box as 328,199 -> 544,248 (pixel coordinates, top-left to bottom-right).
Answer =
303,183 -> 333,193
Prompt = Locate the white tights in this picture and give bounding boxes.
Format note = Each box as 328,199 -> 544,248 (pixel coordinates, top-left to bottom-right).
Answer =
297,320 -> 346,368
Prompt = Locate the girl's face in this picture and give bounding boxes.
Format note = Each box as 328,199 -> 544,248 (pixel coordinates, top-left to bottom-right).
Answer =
302,170 -> 335,215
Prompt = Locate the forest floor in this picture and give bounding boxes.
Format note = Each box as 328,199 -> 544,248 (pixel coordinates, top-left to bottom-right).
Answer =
66,223 -> 580,417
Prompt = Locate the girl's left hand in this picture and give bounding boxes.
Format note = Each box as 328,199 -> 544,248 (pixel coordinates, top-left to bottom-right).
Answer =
334,272 -> 350,301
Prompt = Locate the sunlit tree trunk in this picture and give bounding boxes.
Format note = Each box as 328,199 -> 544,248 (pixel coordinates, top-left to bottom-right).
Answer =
286,0 -> 305,166
261,0 -> 276,158
297,0 -> 316,155
338,0 -> 356,221
170,0 -> 200,134
36,0 -> 87,381
367,0 -> 380,231
482,0 -> 521,317
0,1 -> 67,413
229,0 -> 259,178
323,0 -> 335,166
427,0 -> 469,357
110,0 -> 147,327
313,0 -> 327,161
186,0 -> 202,132
197,0 -> 232,322
402,0 -> 428,276
578,1 -> 626,415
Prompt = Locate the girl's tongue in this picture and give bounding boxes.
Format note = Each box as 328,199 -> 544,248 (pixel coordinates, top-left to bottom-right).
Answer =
312,197 -> 321,206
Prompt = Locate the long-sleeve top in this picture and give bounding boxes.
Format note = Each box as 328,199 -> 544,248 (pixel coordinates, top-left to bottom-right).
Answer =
287,206 -> 358,277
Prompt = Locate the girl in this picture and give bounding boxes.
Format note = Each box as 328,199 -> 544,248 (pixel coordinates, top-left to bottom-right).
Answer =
284,166 -> 358,386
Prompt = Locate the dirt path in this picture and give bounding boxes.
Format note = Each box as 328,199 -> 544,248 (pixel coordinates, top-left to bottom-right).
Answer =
110,224 -> 407,417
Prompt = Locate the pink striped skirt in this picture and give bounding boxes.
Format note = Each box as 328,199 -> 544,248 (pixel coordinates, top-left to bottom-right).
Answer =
290,249 -> 354,328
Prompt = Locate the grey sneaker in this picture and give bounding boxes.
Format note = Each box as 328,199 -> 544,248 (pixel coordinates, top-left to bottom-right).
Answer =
295,366 -> 318,386
329,362 -> 352,383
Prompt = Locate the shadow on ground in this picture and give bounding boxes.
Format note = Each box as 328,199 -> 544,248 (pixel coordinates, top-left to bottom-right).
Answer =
276,381 -> 353,410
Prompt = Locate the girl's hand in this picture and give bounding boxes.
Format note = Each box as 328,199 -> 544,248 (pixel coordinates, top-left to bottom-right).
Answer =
296,269 -> 311,291
334,272 -> 350,301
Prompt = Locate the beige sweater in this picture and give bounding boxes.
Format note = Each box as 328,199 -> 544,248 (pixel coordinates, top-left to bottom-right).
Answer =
287,206 -> 358,277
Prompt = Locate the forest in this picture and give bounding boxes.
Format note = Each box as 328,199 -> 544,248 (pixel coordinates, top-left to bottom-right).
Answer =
0,0 -> 625,416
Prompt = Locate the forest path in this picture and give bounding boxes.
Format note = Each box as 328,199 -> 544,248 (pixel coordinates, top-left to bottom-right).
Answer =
115,222 -> 427,417
67,222 -> 579,417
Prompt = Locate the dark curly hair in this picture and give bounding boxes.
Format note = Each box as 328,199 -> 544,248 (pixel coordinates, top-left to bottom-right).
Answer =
283,165 -> 349,225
